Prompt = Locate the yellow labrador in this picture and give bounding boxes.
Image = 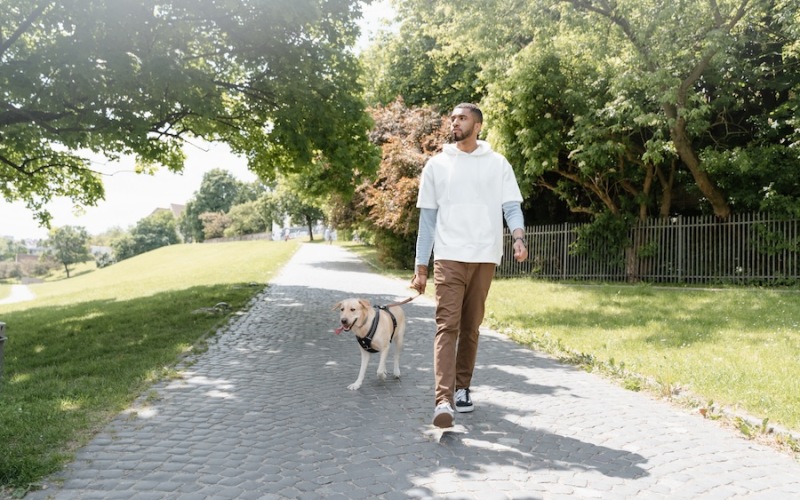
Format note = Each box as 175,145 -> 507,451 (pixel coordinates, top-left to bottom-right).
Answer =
333,298 -> 406,390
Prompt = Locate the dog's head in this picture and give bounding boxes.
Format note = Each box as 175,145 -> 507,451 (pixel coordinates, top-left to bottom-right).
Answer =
332,298 -> 371,332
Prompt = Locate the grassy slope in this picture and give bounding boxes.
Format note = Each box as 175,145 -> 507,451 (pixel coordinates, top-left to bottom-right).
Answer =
0,240 -> 299,490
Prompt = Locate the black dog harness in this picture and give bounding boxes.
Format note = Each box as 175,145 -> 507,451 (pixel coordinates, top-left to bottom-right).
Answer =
357,305 -> 398,353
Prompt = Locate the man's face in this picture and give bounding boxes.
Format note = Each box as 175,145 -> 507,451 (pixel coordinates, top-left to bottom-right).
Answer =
450,107 -> 481,142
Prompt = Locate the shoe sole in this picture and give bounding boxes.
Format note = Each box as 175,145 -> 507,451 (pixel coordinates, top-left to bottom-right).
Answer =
455,405 -> 474,413
433,412 -> 454,428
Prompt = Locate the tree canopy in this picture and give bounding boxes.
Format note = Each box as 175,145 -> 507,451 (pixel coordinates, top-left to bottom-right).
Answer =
363,0 -> 800,221
1,0 -> 379,227
46,225 -> 91,277
111,210 -> 179,261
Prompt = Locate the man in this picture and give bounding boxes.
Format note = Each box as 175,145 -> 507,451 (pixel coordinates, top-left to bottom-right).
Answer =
412,103 -> 528,428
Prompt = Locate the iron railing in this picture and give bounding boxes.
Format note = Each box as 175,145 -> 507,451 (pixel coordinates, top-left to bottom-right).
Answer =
499,213 -> 800,285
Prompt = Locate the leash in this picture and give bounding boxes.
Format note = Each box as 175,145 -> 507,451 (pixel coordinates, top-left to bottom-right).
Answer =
383,291 -> 422,308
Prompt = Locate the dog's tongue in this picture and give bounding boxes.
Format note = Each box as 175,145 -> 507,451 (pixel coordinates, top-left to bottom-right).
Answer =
334,325 -> 344,335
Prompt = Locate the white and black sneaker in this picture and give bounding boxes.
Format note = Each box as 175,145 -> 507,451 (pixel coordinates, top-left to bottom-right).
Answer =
455,388 -> 474,413
432,402 -> 455,428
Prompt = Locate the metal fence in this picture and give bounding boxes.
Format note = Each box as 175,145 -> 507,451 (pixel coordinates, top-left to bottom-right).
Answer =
498,213 -> 800,285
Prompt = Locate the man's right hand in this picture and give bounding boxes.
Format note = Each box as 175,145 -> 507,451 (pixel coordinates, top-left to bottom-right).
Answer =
411,265 -> 428,294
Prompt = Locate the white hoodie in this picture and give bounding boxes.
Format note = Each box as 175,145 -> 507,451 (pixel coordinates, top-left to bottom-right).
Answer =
416,140 -> 523,265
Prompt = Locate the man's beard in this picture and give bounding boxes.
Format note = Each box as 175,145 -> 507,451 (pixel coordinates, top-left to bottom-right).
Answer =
451,125 -> 473,142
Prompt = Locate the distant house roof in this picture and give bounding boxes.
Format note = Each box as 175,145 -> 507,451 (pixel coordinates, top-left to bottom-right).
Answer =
150,204 -> 186,219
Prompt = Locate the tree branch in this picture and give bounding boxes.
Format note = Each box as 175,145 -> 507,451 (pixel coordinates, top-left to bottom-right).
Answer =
0,2 -> 50,59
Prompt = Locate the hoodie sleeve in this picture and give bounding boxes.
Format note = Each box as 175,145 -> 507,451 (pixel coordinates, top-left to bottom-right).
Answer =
501,157 -> 523,204
416,161 -> 438,209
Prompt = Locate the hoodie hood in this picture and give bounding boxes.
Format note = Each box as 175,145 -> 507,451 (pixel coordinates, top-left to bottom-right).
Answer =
443,140 -> 493,157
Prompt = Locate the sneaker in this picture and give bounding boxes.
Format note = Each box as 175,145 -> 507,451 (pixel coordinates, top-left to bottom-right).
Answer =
432,402 -> 454,428
455,388 -> 474,413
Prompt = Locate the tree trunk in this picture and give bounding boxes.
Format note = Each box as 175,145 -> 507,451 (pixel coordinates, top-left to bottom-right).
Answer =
306,217 -> 315,242
663,105 -> 731,219
639,163 -> 654,221
656,160 -> 676,218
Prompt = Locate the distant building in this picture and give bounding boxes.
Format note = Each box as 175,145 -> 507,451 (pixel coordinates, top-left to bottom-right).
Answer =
149,203 -> 186,220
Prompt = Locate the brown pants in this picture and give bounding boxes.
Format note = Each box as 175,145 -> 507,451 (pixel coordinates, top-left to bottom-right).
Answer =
433,260 -> 496,406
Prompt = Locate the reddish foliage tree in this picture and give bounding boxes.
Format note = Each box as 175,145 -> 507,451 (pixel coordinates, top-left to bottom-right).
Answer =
331,98 -> 449,267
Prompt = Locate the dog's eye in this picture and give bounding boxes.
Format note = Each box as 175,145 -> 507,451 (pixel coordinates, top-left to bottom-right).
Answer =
350,308 -> 357,312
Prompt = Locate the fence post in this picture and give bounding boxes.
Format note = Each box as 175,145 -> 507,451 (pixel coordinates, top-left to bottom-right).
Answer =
677,216 -> 683,283
0,322 -> 6,382
562,222 -> 569,281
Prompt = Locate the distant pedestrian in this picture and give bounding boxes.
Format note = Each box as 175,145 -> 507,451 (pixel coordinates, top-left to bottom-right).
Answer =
324,227 -> 333,244
411,103 -> 528,428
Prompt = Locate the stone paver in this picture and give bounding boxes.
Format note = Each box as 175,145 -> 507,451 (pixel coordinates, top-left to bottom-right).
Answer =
25,243 -> 800,499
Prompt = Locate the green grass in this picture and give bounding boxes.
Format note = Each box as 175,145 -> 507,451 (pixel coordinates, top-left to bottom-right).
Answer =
0,240 -> 299,493
484,280 -> 800,434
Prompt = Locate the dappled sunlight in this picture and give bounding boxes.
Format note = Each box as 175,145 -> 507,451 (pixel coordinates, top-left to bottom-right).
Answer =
54,309 -> 107,326
122,406 -> 159,419
59,399 -> 81,412
181,373 -> 234,391
205,389 -> 234,399
9,372 -> 30,384
461,436 -> 531,457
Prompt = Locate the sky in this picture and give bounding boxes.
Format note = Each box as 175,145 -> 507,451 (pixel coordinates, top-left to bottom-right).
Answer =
0,1 -> 395,241
0,144 -> 257,241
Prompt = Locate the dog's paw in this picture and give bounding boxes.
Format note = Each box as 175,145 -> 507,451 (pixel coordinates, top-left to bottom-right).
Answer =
347,383 -> 361,390
377,370 -> 387,381
394,370 -> 401,379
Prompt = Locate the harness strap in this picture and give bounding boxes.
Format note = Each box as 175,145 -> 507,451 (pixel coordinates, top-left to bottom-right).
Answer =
356,305 -> 398,353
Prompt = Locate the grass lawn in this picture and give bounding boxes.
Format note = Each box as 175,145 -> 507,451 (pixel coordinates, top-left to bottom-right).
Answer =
0,240 -> 299,493
486,281 -> 800,442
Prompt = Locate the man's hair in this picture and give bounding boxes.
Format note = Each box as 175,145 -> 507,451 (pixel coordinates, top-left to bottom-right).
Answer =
454,103 -> 483,123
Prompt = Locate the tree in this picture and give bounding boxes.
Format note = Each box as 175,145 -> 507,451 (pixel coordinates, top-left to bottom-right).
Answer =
0,237 -> 26,261
224,197 -> 278,237
327,99 -> 449,266
179,169 -> 246,242
359,16 -> 482,110
273,178 -> 325,241
1,0 -> 378,227
199,212 -> 232,240
46,225 -> 91,278
369,0 -> 800,222
112,210 -> 179,260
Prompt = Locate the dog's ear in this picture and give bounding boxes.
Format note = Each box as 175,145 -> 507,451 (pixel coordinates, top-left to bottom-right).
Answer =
358,299 -> 371,310
331,301 -> 342,311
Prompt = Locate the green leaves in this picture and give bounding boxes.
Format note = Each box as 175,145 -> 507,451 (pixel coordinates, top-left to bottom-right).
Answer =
2,0 -> 374,227
45,225 -> 92,277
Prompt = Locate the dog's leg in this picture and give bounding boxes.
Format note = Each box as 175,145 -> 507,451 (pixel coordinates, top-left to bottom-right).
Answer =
393,323 -> 405,379
348,348 -> 370,390
376,347 -> 389,381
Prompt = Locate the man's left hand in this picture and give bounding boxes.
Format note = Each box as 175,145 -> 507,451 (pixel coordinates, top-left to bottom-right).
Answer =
513,240 -> 528,263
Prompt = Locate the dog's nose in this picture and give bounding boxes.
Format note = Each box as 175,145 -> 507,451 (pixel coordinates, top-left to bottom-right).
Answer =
340,318 -> 348,325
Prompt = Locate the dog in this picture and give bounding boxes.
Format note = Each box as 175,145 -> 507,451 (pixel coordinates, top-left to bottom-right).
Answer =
332,298 -> 406,390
